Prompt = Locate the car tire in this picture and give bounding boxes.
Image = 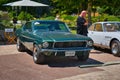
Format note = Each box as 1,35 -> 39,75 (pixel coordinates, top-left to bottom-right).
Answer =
77,51 -> 90,61
33,44 -> 45,64
111,40 -> 120,56
17,38 -> 26,52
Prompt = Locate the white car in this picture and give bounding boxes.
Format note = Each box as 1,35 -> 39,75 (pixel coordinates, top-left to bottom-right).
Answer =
88,21 -> 120,56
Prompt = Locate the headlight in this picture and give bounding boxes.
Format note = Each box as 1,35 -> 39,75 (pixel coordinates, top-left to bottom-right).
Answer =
87,40 -> 93,46
42,42 -> 49,48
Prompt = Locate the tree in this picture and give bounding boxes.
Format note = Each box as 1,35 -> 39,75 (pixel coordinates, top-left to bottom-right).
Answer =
87,0 -> 92,24
1,0 -> 120,18
51,0 -> 88,14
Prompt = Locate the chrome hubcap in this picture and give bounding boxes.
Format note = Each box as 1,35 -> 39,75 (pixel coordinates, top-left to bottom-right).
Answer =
17,39 -> 20,49
112,43 -> 118,54
33,47 -> 37,61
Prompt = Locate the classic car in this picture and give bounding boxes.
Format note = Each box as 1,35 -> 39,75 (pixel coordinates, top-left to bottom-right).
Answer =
88,21 -> 120,56
15,20 -> 93,64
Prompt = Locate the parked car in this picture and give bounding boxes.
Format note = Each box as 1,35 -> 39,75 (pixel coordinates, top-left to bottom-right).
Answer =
88,21 -> 120,56
15,20 -> 93,64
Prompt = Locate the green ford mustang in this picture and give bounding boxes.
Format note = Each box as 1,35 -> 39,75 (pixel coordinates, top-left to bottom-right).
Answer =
15,20 -> 93,64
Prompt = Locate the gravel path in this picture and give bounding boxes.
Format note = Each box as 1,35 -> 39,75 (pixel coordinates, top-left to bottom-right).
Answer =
56,64 -> 120,80
0,44 -> 22,56
1,44 -> 120,80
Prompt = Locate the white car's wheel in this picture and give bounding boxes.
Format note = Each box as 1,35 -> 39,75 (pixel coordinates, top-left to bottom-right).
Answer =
33,44 -> 45,64
111,40 -> 120,56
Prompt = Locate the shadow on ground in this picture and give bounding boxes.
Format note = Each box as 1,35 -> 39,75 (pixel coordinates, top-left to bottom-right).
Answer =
47,57 -> 103,68
26,50 -> 104,68
93,47 -> 111,54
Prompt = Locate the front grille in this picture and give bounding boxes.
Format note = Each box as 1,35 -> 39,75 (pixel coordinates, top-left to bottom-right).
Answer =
47,42 -> 54,48
53,41 -> 86,48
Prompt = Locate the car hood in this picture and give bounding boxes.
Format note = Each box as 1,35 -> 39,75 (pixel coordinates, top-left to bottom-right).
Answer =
35,32 -> 91,42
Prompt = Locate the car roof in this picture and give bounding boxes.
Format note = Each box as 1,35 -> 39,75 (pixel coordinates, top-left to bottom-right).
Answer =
29,20 -> 64,23
95,21 -> 120,24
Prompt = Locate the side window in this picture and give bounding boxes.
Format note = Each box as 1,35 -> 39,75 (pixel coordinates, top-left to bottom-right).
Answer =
23,22 -> 32,32
95,24 -> 103,31
58,23 -> 68,31
104,23 -> 120,32
117,23 -> 120,31
88,24 -> 95,31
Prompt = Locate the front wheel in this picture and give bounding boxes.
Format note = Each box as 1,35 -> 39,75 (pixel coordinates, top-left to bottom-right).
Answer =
111,40 -> 120,56
77,51 -> 90,61
33,44 -> 45,64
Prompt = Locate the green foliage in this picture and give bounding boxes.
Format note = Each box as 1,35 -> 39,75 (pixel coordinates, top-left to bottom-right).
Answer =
40,16 -> 55,20
61,15 -> 75,20
61,15 -> 77,27
71,30 -> 76,34
51,0 -> 86,14
42,13 -> 120,28
0,0 -> 8,5
1,20 -> 13,28
92,14 -> 120,23
18,11 -> 34,21
1,0 -> 120,30
0,11 -> 10,20
9,11 -> 16,18
0,11 -> 14,28
17,11 -> 25,20
106,15 -> 120,21
26,13 -> 34,21
1,0 -> 120,19
16,25 -> 22,29
41,14 -> 78,27
96,7 -> 107,15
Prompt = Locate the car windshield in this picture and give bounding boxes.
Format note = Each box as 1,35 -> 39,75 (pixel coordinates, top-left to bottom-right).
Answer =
103,23 -> 120,32
33,21 -> 70,32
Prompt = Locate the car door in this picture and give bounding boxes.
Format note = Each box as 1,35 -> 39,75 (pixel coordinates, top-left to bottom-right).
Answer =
102,23 -> 119,46
88,23 -> 105,46
21,22 -> 34,50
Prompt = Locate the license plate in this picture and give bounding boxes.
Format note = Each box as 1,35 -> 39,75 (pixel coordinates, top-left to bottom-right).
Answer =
65,51 -> 75,56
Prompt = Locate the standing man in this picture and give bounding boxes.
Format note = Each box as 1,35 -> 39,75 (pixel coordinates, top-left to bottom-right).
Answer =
13,17 -> 18,32
76,10 -> 88,36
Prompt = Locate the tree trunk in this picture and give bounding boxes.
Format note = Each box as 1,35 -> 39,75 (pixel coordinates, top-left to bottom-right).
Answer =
87,0 -> 92,25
